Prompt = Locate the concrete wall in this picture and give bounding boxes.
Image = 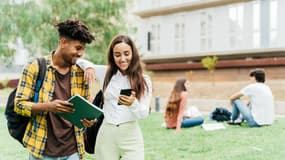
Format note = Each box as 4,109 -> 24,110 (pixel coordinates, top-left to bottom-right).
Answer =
149,66 -> 285,114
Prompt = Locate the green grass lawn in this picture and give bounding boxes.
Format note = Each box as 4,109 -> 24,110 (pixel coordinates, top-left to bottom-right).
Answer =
1,107 -> 285,160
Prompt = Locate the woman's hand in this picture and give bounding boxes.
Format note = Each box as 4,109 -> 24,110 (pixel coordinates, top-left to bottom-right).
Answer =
175,128 -> 181,132
84,67 -> 96,85
118,91 -> 136,106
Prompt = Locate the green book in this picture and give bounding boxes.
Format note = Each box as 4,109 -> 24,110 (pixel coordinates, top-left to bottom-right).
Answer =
57,94 -> 104,129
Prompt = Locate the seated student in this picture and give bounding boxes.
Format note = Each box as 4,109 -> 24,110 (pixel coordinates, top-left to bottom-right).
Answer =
229,68 -> 275,127
164,78 -> 204,132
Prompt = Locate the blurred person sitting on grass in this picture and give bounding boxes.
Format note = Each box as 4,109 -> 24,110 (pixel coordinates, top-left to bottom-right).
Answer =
228,68 -> 275,127
164,78 -> 204,132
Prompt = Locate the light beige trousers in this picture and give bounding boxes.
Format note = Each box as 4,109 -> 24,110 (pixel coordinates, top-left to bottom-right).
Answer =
95,121 -> 144,160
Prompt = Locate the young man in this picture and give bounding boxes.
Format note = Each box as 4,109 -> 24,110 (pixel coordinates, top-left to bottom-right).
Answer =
229,68 -> 275,127
14,19 -> 95,160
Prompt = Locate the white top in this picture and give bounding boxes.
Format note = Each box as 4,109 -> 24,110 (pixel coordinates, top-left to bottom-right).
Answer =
183,106 -> 202,118
76,59 -> 152,125
104,71 -> 152,125
76,59 -> 107,89
241,83 -> 275,125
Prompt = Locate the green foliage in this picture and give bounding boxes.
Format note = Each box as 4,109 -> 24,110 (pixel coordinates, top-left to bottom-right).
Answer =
0,78 -> 9,87
201,56 -> 218,73
0,0 -> 128,65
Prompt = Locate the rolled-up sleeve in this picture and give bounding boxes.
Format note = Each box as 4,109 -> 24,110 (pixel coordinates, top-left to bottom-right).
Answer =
14,60 -> 39,117
76,58 -> 94,69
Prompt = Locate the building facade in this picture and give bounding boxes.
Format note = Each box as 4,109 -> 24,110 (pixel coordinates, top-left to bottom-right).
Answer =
134,0 -> 285,113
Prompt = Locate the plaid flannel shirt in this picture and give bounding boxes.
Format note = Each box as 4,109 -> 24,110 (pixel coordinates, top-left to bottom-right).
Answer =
14,54 -> 90,159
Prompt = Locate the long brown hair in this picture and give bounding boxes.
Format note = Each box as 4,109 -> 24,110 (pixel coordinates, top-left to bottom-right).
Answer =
103,35 -> 148,100
165,78 -> 187,118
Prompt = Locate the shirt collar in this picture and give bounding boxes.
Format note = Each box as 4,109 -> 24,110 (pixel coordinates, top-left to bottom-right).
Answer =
114,69 -> 128,78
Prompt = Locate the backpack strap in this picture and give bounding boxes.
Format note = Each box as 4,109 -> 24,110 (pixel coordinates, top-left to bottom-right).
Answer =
32,57 -> 46,132
33,57 -> 46,102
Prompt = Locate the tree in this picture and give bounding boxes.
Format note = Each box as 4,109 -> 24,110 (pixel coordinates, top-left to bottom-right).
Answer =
201,56 -> 218,85
201,56 -> 218,73
0,0 -> 128,65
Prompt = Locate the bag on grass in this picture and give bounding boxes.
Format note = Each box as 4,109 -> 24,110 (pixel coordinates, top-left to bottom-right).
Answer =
4,58 -> 46,145
210,107 -> 232,122
84,90 -> 104,154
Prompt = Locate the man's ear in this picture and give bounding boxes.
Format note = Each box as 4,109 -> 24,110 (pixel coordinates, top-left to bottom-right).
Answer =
59,37 -> 68,48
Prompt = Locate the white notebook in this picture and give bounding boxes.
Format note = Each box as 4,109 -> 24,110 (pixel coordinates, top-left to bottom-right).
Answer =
202,123 -> 226,131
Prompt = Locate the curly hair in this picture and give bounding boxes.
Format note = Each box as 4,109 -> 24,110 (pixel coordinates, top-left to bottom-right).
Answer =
55,19 -> 95,44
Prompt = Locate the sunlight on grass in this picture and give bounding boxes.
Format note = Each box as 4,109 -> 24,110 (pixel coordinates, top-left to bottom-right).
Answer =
140,112 -> 285,160
1,108 -> 285,160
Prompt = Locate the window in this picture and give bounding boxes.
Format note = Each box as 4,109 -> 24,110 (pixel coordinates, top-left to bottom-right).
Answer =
253,1 -> 260,48
200,11 -> 212,51
270,0 -> 278,46
150,24 -> 160,54
174,23 -> 185,53
228,5 -> 244,49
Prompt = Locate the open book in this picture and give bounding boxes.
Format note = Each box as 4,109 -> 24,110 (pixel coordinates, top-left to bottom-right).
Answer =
57,94 -> 104,129
201,123 -> 226,131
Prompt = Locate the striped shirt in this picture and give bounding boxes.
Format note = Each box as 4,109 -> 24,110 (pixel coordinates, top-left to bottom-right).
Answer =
14,54 -> 90,159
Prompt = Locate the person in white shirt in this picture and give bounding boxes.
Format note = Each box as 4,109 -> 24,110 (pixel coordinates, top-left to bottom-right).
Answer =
229,68 -> 274,127
76,59 -> 107,90
78,35 -> 152,160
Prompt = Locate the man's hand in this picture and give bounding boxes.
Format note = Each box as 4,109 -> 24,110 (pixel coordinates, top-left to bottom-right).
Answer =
47,99 -> 74,113
84,67 -> 96,85
229,92 -> 243,104
245,98 -> 251,106
118,91 -> 136,106
81,118 -> 97,128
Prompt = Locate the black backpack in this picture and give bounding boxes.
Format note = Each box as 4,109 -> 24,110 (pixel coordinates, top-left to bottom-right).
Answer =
84,90 -> 104,154
5,58 -> 46,145
210,107 -> 232,122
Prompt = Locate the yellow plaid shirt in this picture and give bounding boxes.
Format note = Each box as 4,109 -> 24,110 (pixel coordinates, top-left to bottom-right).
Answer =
14,54 -> 90,159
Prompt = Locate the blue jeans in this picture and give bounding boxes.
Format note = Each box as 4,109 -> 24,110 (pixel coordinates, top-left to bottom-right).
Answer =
231,99 -> 259,127
181,116 -> 204,128
29,152 -> 79,160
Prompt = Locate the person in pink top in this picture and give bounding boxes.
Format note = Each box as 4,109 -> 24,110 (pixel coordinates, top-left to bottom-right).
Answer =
164,78 -> 204,132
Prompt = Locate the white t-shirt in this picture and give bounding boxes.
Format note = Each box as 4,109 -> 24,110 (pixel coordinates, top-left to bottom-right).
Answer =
241,83 -> 275,125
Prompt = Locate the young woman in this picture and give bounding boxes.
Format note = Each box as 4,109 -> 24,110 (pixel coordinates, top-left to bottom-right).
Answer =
164,78 -> 204,132
93,35 -> 152,160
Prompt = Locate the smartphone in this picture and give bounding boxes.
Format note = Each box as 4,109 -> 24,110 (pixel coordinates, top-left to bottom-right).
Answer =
118,89 -> 132,105
120,89 -> 132,96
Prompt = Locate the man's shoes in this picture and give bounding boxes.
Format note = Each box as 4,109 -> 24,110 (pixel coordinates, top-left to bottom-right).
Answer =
227,120 -> 242,125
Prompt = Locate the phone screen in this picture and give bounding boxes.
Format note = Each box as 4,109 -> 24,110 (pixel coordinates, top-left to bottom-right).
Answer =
120,89 -> 132,96
118,89 -> 132,105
